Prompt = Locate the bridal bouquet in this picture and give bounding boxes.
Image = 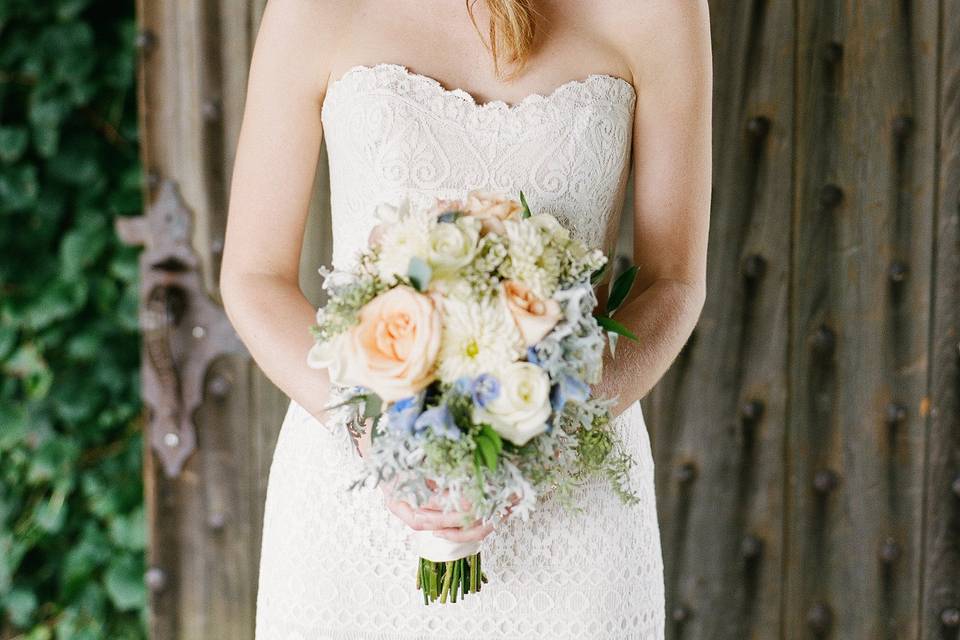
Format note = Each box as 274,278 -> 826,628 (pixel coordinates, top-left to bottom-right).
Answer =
307,190 -> 642,605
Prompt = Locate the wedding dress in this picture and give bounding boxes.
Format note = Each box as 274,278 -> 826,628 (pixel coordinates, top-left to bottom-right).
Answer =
254,63 -> 666,640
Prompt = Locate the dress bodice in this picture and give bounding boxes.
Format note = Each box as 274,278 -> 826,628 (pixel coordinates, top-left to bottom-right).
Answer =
320,63 -> 636,270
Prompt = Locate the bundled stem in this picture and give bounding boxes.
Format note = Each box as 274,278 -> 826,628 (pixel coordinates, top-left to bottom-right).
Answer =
416,552 -> 488,605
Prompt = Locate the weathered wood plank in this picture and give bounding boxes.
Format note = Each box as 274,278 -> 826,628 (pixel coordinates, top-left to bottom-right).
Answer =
787,2 -> 938,637
919,1 -> 960,636
641,1 -> 794,637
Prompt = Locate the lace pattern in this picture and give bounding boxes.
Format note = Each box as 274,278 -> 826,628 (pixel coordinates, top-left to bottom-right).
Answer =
255,63 -> 665,639
319,63 -> 636,269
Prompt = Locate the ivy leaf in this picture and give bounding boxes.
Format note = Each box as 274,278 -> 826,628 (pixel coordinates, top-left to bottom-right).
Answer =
607,265 -> 639,315
0,126 -> 29,163
407,256 -> 432,292
103,554 -> 146,611
596,315 -> 640,342
519,191 -> 532,219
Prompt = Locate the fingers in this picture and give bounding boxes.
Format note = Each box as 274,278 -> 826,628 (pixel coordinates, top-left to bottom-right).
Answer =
433,520 -> 496,543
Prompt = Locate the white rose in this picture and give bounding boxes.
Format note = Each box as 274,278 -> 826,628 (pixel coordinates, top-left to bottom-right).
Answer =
472,362 -> 551,446
528,213 -> 570,243
306,333 -> 347,383
428,217 -> 480,275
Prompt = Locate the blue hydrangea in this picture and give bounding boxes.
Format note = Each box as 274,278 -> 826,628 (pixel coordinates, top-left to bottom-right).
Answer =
413,405 -> 461,440
550,373 -> 591,412
470,373 -> 501,409
384,393 -> 425,436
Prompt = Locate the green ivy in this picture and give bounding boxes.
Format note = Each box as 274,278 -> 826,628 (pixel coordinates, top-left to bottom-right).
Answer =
0,0 -> 145,638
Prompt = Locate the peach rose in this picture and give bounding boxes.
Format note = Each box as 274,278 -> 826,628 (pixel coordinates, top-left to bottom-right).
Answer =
329,285 -> 442,402
462,190 -> 524,235
502,280 -> 562,347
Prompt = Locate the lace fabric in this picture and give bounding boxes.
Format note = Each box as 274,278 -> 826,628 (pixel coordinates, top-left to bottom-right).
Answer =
255,63 -> 665,639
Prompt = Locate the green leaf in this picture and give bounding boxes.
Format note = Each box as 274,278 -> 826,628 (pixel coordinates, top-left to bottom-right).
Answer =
103,554 -> 146,611
519,191 -> 532,219
474,434 -> 498,471
362,393 -> 383,419
479,425 -> 503,454
590,260 -> 610,287
607,265 -> 639,315
0,126 -> 29,163
596,315 -> 640,342
3,587 -> 38,627
407,256 -> 432,292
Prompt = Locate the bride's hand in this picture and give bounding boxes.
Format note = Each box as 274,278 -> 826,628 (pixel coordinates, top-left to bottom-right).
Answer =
381,482 -> 520,543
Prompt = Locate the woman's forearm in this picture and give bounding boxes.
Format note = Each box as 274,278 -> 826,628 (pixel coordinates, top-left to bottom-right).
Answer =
220,272 -> 332,419
594,278 -> 705,417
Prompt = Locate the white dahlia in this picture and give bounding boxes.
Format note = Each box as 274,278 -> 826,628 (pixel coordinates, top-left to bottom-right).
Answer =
375,201 -> 436,284
437,295 -> 523,382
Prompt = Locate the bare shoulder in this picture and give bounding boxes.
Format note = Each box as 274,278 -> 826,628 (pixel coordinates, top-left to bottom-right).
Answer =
251,0 -> 356,101
581,0 -> 712,86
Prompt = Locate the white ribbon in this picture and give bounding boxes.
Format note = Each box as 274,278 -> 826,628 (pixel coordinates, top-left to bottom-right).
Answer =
410,530 -> 482,562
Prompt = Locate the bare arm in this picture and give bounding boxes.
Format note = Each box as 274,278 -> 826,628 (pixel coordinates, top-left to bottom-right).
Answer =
220,0 -> 350,420
595,0 -> 714,416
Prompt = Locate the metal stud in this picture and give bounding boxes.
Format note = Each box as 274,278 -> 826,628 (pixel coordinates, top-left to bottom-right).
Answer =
888,261 -> 909,284
192,325 -> 207,339
951,475 -> 960,499
879,537 -> 901,564
145,567 -> 167,591
675,461 -> 697,485
813,469 -> 839,494
741,534 -> 764,561
202,98 -> 222,123
671,605 -> 691,623
746,116 -> 771,140
163,432 -> 180,448
819,184 -> 844,208
892,115 -> 914,139
941,607 -> 960,628
822,41 -> 844,64
135,29 -> 157,53
741,254 -> 767,281
207,511 -> 226,531
807,602 -> 833,634
741,400 -> 765,423
207,374 -> 232,400
810,324 -> 836,356
885,402 -> 907,426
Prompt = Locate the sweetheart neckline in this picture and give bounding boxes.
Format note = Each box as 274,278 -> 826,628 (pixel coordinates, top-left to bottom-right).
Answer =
324,62 -> 636,113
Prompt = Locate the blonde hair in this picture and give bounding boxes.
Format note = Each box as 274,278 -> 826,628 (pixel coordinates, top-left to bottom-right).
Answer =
466,0 -> 538,79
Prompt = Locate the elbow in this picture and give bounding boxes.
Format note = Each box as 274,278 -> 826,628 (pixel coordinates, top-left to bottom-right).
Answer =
219,263 -> 243,318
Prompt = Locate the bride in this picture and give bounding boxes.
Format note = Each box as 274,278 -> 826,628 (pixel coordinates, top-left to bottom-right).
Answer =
220,0 -> 712,638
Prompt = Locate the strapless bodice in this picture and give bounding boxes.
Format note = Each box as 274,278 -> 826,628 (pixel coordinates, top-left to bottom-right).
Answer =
319,63 -> 636,270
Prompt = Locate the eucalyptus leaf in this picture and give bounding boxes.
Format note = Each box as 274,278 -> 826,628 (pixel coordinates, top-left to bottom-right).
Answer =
596,315 -> 640,342
408,256 -> 432,292
363,393 -> 383,419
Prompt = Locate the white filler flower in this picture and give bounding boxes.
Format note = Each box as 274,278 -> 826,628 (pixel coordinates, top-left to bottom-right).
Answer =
437,296 -> 522,382
473,362 -> 552,446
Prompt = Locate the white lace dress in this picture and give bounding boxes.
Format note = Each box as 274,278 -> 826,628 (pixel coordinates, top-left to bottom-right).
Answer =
254,63 -> 666,640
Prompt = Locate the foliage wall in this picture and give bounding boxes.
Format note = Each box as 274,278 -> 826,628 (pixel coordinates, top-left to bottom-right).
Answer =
0,0 -> 145,638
